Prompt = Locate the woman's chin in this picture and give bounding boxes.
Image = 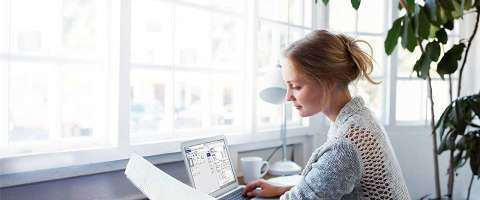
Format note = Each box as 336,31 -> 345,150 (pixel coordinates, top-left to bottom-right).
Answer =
297,108 -> 320,117
297,110 -> 311,117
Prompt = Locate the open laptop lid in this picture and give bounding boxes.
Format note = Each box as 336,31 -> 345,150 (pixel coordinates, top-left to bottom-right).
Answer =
181,135 -> 240,198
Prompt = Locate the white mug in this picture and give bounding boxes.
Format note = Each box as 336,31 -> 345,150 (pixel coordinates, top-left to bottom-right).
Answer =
240,156 -> 269,184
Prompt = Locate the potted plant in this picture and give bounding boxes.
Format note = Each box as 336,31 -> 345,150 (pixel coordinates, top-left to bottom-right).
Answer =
315,0 -> 480,199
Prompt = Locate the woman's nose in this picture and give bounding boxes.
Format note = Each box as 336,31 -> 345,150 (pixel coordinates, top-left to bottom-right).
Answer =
285,88 -> 295,101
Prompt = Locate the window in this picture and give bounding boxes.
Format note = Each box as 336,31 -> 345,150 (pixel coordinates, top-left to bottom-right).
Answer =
0,0 -> 113,157
0,0 -> 314,173
129,0 -> 246,143
327,0 -> 464,126
396,32 -> 460,124
328,0 -> 387,119
256,0 -> 313,129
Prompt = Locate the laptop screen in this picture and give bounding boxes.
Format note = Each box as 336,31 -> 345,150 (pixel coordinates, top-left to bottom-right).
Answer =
184,139 -> 236,194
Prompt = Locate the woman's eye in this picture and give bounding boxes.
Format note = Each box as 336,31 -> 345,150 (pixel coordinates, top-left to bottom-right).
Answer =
292,86 -> 301,90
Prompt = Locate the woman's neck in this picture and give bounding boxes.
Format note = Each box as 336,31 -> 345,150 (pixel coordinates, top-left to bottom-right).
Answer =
323,90 -> 352,122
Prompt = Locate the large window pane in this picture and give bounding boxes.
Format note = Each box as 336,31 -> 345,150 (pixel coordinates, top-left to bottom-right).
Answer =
9,0 -> 58,56
396,80 -> 428,123
60,65 -> 105,139
357,35 -> 385,77
257,21 -> 288,69
0,0 -> 9,54
287,0 -> 305,26
259,0 -> 310,27
8,62 -> 51,143
210,75 -> 241,127
62,0 -> 98,51
175,6 -> 211,67
428,80 -> 458,121
328,0 -> 356,33
258,0 -> 289,23
211,14 -> 244,69
130,69 -> 171,136
131,0 -> 173,65
357,0 -> 385,33
303,0 -> 312,28
9,0 -> 102,58
397,48 -> 422,78
174,72 -> 207,129
350,79 -> 384,118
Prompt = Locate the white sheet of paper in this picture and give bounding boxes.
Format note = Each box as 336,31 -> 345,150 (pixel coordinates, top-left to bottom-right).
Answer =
125,153 -> 216,200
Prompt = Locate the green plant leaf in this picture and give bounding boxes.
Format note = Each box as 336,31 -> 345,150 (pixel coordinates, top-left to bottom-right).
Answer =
351,0 -> 361,9
436,6 -> 449,25
437,43 -> 465,76
436,28 -> 448,44
418,7 -> 432,39
469,95 -> 480,116
413,53 -> 432,79
463,0 -> 473,10
439,0 -> 455,10
406,0 -> 415,14
439,130 -> 454,153
454,101 -> 467,133
401,16 -> 417,52
436,103 -> 453,138
469,137 -> 480,175
453,149 -> 466,170
322,0 -> 329,5
426,41 -> 441,61
451,0 -> 463,18
444,20 -> 454,30
457,137 -> 467,150
429,24 -> 440,38
385,17 -> 403,55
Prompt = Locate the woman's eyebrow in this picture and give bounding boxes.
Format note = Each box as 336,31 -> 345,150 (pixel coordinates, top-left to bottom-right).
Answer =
286,79 -> 302,84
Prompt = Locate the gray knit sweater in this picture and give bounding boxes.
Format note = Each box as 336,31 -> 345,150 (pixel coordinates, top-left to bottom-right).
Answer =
280,97 -> 411,200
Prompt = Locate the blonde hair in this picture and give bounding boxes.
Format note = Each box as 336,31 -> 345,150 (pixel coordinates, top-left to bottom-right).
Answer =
283,30 -> 379,87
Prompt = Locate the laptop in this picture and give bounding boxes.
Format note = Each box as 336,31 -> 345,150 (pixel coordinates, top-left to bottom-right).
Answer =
181,135 -> 269,200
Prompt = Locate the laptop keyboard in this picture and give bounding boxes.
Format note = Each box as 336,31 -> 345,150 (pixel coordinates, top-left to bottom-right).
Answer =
219,188 -> 250,200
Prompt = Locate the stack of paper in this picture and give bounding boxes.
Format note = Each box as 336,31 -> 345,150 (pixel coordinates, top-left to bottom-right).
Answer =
125,153 -> 215,200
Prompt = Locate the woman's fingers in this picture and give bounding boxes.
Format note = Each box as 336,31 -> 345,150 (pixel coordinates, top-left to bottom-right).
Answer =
246,189 -> 262,197
242,179 -> 264,196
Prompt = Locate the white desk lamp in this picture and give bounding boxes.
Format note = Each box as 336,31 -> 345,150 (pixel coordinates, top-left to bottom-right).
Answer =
259,65 -> 302,176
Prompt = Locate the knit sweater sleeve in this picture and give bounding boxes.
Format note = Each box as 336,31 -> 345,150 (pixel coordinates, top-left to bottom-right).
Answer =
280,138 -> 362,200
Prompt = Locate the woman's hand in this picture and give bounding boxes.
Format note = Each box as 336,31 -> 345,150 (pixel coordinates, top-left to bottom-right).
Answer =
242,179 -> 291,198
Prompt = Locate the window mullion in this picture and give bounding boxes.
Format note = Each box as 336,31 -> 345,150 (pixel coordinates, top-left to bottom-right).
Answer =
246,0 -> 257,134
0,0 -> 10,148
0,63 -> 8,148
170,4 -> 177,135
118,0 -> 131,148
387,0 -> 399,126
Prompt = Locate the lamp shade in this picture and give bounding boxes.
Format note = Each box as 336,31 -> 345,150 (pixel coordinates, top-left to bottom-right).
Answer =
259,66 -> 286,105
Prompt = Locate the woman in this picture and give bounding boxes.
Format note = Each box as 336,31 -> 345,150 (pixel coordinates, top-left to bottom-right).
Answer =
242,30 -> 410,199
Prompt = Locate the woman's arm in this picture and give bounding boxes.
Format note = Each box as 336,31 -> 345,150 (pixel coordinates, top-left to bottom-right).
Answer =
281,138 -> 362,200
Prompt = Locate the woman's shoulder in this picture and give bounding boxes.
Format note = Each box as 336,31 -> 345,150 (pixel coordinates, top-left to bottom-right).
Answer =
313,136 -> 359,159
340,108 -> 385,136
